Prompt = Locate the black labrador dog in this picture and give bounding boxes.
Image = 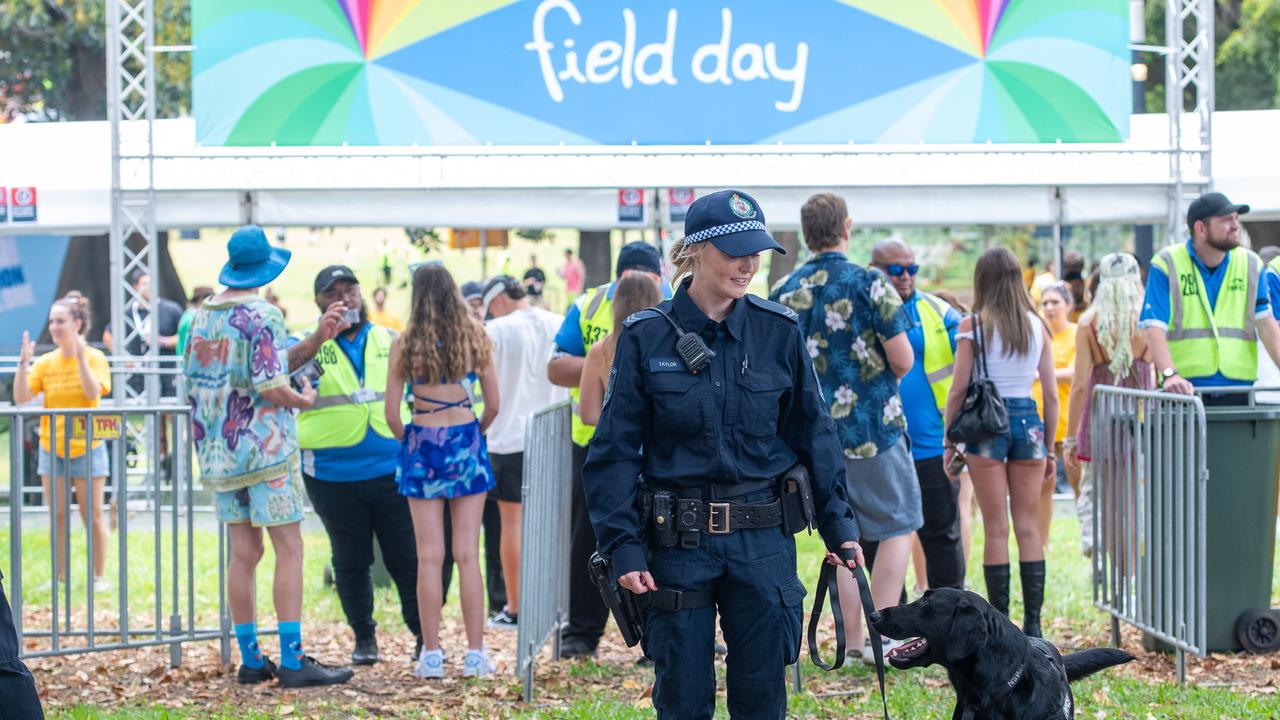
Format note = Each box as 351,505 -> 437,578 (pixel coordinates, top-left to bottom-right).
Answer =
870,588 -> 1132,720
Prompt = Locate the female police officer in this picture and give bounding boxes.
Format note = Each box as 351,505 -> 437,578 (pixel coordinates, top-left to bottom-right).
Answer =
582,189 -> 864,719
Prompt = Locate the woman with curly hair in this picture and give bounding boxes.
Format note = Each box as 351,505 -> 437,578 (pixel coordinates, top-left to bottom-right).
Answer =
385,264 -> 499,679
1064,253 -> 1152,557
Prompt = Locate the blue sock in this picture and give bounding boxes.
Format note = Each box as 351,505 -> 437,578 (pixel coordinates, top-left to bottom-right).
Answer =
234,623 -> 264,669
278,621 -> 303,670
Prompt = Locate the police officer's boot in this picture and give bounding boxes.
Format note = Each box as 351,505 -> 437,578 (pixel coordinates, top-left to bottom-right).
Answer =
1020,560 -> 1046,638
982,563 -> 1010,617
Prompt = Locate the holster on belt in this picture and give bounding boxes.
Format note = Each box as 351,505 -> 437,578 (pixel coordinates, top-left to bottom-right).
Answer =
780,463 -> 816,535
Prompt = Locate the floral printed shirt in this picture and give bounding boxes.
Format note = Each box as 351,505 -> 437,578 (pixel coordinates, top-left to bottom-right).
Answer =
184,294 -> 298,492
769,251 -> 911,458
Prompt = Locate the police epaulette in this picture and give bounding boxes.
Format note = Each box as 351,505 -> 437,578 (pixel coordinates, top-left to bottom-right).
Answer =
623,308 -> 664,327
746,294 -> 799,322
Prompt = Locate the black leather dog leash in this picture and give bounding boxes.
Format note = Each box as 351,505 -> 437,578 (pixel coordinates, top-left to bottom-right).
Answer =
807,547 -> 891,720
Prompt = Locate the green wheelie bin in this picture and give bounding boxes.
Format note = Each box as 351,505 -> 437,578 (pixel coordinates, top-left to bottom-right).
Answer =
1201,395 -> 1280,653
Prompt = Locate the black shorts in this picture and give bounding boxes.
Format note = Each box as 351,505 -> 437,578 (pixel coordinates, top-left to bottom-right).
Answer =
488,452 -> 524,503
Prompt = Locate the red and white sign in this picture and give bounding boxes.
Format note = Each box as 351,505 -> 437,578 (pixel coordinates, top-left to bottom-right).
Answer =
618,188 -> 645,223
0,186 -> 7,223
10,187 -> 36,223
668,188 -> 696,223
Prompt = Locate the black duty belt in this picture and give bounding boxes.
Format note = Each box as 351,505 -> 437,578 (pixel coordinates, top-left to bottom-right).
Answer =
639,479 -> 782,549
676,497 -> 783,535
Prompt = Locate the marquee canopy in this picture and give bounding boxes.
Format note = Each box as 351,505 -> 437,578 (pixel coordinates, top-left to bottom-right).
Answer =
2,110 -> 1275,235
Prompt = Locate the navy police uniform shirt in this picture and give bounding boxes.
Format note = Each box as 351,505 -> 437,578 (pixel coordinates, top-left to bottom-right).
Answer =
582,281 -> 859,578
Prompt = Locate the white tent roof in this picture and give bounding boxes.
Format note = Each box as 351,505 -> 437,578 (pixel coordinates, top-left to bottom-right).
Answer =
3,111 -> 1276,234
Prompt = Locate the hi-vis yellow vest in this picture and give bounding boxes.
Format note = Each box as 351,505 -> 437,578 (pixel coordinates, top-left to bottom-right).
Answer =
297,325 -> 408,449
916,292 -> 956,411
1153,244 -> 1260,381
570,283 -> 614,446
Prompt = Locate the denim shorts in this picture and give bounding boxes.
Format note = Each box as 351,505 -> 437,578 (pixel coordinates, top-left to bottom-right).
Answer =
37,444 -> 109,479
968,397 -> 1047,462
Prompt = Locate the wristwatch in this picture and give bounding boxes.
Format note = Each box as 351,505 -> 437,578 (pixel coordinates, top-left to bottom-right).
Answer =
1158,367 -> 1178,388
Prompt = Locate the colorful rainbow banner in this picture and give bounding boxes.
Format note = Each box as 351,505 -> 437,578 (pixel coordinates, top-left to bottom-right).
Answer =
193,0 -> 1131,146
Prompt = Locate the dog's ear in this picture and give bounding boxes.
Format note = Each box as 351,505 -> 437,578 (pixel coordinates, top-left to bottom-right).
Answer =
944,596 -> 990,662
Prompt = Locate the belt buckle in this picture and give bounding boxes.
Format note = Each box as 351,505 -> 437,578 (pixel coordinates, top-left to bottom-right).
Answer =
708,502 -> 731,534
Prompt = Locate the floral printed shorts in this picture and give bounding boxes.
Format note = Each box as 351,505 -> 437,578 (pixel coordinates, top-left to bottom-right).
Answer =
215,457 -> 306,527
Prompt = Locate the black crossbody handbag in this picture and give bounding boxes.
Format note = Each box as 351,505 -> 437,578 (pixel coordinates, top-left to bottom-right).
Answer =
946,315 -> 1009,445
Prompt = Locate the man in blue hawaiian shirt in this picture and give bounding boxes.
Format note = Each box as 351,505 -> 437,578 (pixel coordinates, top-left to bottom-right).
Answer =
770,193 -> 921,661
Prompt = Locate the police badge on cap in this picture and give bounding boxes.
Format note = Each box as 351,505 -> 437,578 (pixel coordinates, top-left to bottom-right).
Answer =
682,189 -> 784,258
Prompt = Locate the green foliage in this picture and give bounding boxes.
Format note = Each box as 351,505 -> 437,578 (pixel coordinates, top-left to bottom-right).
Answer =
1217,0 -> 1280,109
404,227 -> 443,254
0,0 -> 190,121
1140,0 -> 1280,112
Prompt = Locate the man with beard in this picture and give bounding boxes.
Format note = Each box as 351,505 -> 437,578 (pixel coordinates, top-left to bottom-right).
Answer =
1143,192 -> 1280,405
288,265 -> 422,665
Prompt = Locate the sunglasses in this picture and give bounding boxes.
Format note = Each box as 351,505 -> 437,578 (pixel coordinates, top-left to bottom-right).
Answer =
883,263 -> 919,277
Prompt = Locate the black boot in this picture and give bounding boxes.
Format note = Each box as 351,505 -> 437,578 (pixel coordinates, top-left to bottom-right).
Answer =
1020,560 -> 1046,638
983,563 -> 1011,617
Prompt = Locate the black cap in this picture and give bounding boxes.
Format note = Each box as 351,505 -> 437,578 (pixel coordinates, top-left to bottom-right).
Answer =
1187,192 -> 1249,231
682,189 -> 784,257
615,241 -> 661,277
460,281 -> 484,302
314,265 -> 359,294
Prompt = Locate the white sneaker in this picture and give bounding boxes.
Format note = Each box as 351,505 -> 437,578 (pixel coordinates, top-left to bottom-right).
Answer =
92,578 -> 113,595
861,638 -> 902,666
414,647 -> 446,679
462,647 -> 496,678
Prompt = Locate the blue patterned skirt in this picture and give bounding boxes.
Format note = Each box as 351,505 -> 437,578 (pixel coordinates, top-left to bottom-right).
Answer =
396,421 -> 496,500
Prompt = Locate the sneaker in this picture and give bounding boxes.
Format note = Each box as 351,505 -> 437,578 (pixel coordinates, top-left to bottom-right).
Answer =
861,638 -> 902,667
488,608 -> 518,631
352,635 -> 379,666
91,577 -> 113,595
414,648 -> 446,679
237,656 -> 278,685
462,647 -> 496,677
276,656 -> 354,688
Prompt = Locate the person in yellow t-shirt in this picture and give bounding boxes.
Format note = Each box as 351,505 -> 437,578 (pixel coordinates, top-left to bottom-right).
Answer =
14,295 -> 113,586
1031,283 -> 1077,551
366,286 -> 404,333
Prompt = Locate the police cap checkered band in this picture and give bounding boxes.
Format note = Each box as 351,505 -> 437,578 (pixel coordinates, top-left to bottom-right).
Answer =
683,220 -> 768,246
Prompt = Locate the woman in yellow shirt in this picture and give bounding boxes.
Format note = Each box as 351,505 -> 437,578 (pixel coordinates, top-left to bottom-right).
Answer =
1031,283 -> 1077,551
15,295 -> 113,586
367,286 -> 405,333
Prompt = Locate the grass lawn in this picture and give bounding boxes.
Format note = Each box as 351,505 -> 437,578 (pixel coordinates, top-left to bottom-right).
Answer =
6,501 -> 1278,718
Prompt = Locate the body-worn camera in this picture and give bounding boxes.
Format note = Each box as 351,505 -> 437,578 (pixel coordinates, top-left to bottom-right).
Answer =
290,359 -> 324,391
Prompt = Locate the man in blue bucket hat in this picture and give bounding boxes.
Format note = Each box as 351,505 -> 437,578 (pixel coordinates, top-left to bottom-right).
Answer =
184,225 -> 353,688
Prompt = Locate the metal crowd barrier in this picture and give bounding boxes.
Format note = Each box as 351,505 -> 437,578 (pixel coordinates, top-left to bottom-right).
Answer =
516,400 -> 572,701
1090,385 -> 1207,683
3,403 -> 231,668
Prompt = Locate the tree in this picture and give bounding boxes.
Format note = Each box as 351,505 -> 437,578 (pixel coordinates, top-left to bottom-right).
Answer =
0,0 -> 190,122
1140,0 -> 1280,112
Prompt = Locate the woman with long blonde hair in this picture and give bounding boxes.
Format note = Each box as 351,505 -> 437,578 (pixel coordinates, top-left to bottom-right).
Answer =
385,265 -> 499,679
1064,253 -> 1152,557
943,247 -> 1057,638
577,273 -> 663,426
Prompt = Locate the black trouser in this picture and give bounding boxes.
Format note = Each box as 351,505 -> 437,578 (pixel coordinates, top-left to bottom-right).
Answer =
911,455 -> 965,589
304,473 -> 421,641
440,497 -> 507,614
0,571 -> 44,720
563,442 -> 609,647
859,456 -> 964,600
